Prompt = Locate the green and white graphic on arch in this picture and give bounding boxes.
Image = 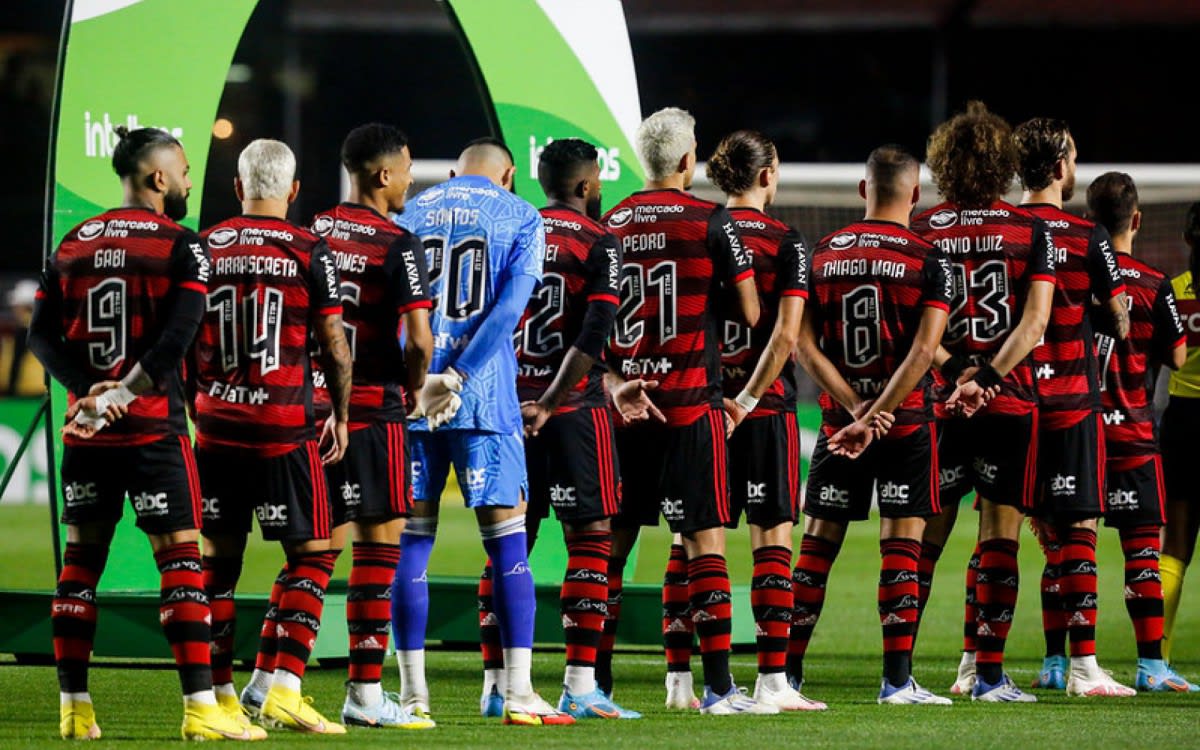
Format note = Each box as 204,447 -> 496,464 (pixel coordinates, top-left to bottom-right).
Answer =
448,0 -> 645,205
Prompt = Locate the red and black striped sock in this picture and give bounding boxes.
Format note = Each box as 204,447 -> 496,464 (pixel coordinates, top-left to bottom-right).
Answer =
348,542 -> 400,684
274,551 -> 337,680
688,553 -> 733,695
52,542 -> 108,693
962,544 -> 981,653
879,538 -> 922,687
787,534 -> 841,684
595,554 -> 626,695
155,541 -> 213,694
662,544 -> 693,673
1039,542 -> 1068,658
478,561 -> 504,672
751,545 -> 792,674
915,541 -> 942,619
562,530 -> 611,670
1060,528 -> 1098,658
202,555 -> 243,686
975,538 -> 1019,684
254,565 -> 288,674
1120,525 -> 1164,660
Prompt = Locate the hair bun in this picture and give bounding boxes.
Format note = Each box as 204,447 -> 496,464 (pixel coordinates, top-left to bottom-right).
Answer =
114,125 -> 130,140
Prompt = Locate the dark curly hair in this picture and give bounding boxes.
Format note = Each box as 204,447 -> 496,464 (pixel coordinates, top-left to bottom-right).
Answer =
706,130 -> 776,197
1013,117 -> 1071,192
925,101 -> 1016,209
341,122 -> 409,174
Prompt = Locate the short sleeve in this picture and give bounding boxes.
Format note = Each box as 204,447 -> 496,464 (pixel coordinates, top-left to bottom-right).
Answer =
1086,224 -> 1125,301
1027,217 -> 1057,283
171,230 -> 210,294
386,231 -> 433,314
584,233 -> 622,305
707,206 -> 753,283
309,239 -> 343,316
1153,276 -> 1187,362
922,248 -> 954,311
777,228 -> 810,298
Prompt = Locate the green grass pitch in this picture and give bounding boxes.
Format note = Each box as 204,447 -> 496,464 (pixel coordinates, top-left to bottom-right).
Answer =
1,502 -> 1198,747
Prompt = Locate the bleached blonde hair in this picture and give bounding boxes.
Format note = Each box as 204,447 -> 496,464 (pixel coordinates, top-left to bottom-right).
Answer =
237,139 -> 296,200
636,107 -> 695,181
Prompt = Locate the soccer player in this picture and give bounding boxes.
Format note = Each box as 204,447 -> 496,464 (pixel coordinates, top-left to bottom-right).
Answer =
1160,201 -> 1200,663
787,145 -> 952,705
706,130 -> 824,711
1086,171 -> 1197,691
911,101 -> 1056,702
305,124 -> 437,728
194,139 -> 352,735
488,136 -> 637,720
1012,118 -> 1134,697
392,137 -> 573,726
602,107 -> 773,715
29,126 -> 261,740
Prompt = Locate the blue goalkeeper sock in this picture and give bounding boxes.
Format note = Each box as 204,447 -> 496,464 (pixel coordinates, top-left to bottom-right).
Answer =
482,515 -> 536,696
392,517 -> 436,651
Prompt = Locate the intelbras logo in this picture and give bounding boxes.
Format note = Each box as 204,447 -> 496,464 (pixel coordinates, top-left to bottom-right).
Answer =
207,227 -> 238,249
84,111 -> 184,158
529,136 -> 621,181
829,232 -> 857,250
607,207 -> 633,228
929,210 -> 958,229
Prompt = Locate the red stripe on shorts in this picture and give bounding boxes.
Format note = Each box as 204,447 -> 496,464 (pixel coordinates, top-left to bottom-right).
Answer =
178,435 -> 202,528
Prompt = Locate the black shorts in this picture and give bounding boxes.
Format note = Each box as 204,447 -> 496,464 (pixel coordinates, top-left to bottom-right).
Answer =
1104,456 -> 1167,528
526,406 -> 621,525
726,410 -> 801,528
613,408 -> 730,535
1035,414 -> 1105,522
938,411 -> 1039,510
197,441 -> 332,542
1160,395 -> 1200,505
60,434 -> 201,534
804,422 -> 940,522
328,421 -> 412,526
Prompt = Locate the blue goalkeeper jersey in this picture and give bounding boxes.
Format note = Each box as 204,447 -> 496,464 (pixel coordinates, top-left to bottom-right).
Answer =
397,175 -> 545,433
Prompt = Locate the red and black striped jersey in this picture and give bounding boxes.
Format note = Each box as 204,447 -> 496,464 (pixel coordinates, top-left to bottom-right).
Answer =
308,203 -> 431,428
720,208 -> 809,416
193,215 -> 342,457
808,220 -> 952,437
1023,204 -> 1125,430
1094,254 -> 1184,470
602,189 -> 753,427
39,207 -> 209,447
515,206 -> 622,412
912,200 -> 1057,417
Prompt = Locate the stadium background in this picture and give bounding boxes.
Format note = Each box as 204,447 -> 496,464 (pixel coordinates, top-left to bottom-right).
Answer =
1,4 -> 1199,744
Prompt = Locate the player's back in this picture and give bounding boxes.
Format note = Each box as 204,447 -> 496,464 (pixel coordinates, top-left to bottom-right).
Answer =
193,215 -> 340,456
912,200 -> 1056,416
1096,254 -> 1184,467
515,206 -> 619,411
398,175 -> 543,433
720,208 -> 808,416
604,189 -> 752,427
50,207 -> 207,446
809,220 -> 949,435
311,203 -> 429,426
1024,203 -> 1124,429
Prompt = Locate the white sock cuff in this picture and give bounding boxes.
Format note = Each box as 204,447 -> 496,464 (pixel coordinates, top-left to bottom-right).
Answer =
405,517 -> 438,537
480,515 -> 526,540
